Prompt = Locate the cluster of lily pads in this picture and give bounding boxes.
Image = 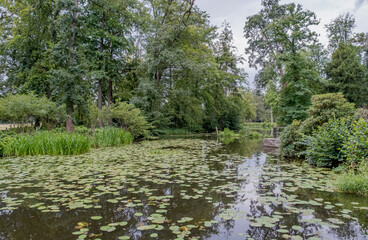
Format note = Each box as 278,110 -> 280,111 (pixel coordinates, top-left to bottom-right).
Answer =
0,138 -> 368,240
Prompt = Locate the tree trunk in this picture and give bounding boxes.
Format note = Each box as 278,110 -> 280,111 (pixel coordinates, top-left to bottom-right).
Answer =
66,113 -> 74,132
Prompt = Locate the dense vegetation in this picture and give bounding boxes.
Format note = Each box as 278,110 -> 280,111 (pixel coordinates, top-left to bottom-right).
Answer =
0,0 -> 367,129
280,93 -> 368,194
0,0 -> 368,194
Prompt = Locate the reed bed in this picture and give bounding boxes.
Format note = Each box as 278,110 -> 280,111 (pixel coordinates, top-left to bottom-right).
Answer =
3,132 -> 91,156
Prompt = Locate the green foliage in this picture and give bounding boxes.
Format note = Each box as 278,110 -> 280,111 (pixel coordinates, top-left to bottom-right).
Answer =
325,13 -> 356,51
74,126 -> 93,136
88,104 -> 111,129
219,128 -> 238,144
219,128 -> 237,139
301,93 -> 355,134
336,173 -> 368,195
3,132 -> 91,156
0,94 -> 66,128
0,131 -> 16,157
336,161 -> 368,195
342,119 -> 368,165
243,122 -> 276,130
111,102 -> 151,138
280,120 -> 305,159
92,128 -> 133,148
278,53 -> 323,125
157,128 -> 193,136
355,108 -> 368,121
326,42 -> 368,106
245,1 -> 322,125
306,118 -> 351,168
253,93 -> 271,122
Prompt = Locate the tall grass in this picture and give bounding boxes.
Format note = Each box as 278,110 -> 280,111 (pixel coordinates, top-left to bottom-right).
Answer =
3,132 -> 91,156
336,173 -> 368,195
92,127 -> 133,148
336,161 -> 368,195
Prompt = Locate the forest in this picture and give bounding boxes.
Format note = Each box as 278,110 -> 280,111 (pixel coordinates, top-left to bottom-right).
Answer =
0,0 -> 367,132
1,0 -> 368,239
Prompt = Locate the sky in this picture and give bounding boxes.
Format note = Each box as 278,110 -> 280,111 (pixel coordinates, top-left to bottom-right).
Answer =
196,0 -> 368,85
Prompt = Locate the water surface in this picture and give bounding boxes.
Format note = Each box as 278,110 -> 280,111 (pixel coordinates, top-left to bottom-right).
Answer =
0,138 -> 368,240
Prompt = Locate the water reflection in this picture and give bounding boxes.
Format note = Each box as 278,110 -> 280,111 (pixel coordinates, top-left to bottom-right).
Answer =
0,138 -> 368,240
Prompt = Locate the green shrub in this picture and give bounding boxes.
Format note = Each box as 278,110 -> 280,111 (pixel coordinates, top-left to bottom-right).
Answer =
111,102 -> 151,138
280,120 -> 305,159
3,132 -> 91,156
74,126 -> 93,136
306,118 -> 351,168
301,93 -> 355,134
342,119 -> 368,165
92,128 -> 133,148
219,128 -> 238,144
280,93 -> 355,160
0,94 -> 66,129
355,108 -> 368,122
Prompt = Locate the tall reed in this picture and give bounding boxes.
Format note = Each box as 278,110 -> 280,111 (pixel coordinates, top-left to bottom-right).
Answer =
92,127 -> 133,148
3,132 -> 91,156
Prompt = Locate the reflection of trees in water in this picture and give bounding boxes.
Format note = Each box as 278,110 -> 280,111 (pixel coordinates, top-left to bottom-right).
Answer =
244,162 -> 366,240
1,138 -> 368,240
219,139 -> 264,158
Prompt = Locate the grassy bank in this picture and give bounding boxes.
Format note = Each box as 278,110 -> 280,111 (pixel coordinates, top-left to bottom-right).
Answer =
336,162 -> 368,195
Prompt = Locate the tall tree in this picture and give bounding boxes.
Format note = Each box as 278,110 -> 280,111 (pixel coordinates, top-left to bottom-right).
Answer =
84,0 -> 140,127
244,0 -> 321,124
0,0 -> 58,97
326,42 -> 368,106
325,13 -> 356,51
50,0 -> 90,132
243,0 -> 286,88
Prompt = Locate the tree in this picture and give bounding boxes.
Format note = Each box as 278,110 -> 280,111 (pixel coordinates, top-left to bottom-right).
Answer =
244,0 -> 321,124
0,0 -> 58,97
0,94 -> 66,129
325,13 -> 356,51
243,0 -> 286,88
111,102 -> 151,138
83,0 -> 141,127
326,42 -> 368,106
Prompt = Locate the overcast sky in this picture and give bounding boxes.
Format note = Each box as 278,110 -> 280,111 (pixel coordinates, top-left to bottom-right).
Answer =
196,0 -> 368,86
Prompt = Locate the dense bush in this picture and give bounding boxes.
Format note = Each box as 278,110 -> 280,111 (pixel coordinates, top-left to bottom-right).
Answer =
306,118 -> 351,167
280,120 -> 305,159
111,102 -> 151,138
92,128 -> 133,148
342,119 -> 368,165
280,93 -> 355,159
355,108 -> 368,122
3,132 -> 91,156
74,126 -> 94,136
300,93 -> 355,134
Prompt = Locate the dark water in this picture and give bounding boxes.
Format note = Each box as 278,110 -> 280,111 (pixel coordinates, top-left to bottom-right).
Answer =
0,138 -> 368,240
